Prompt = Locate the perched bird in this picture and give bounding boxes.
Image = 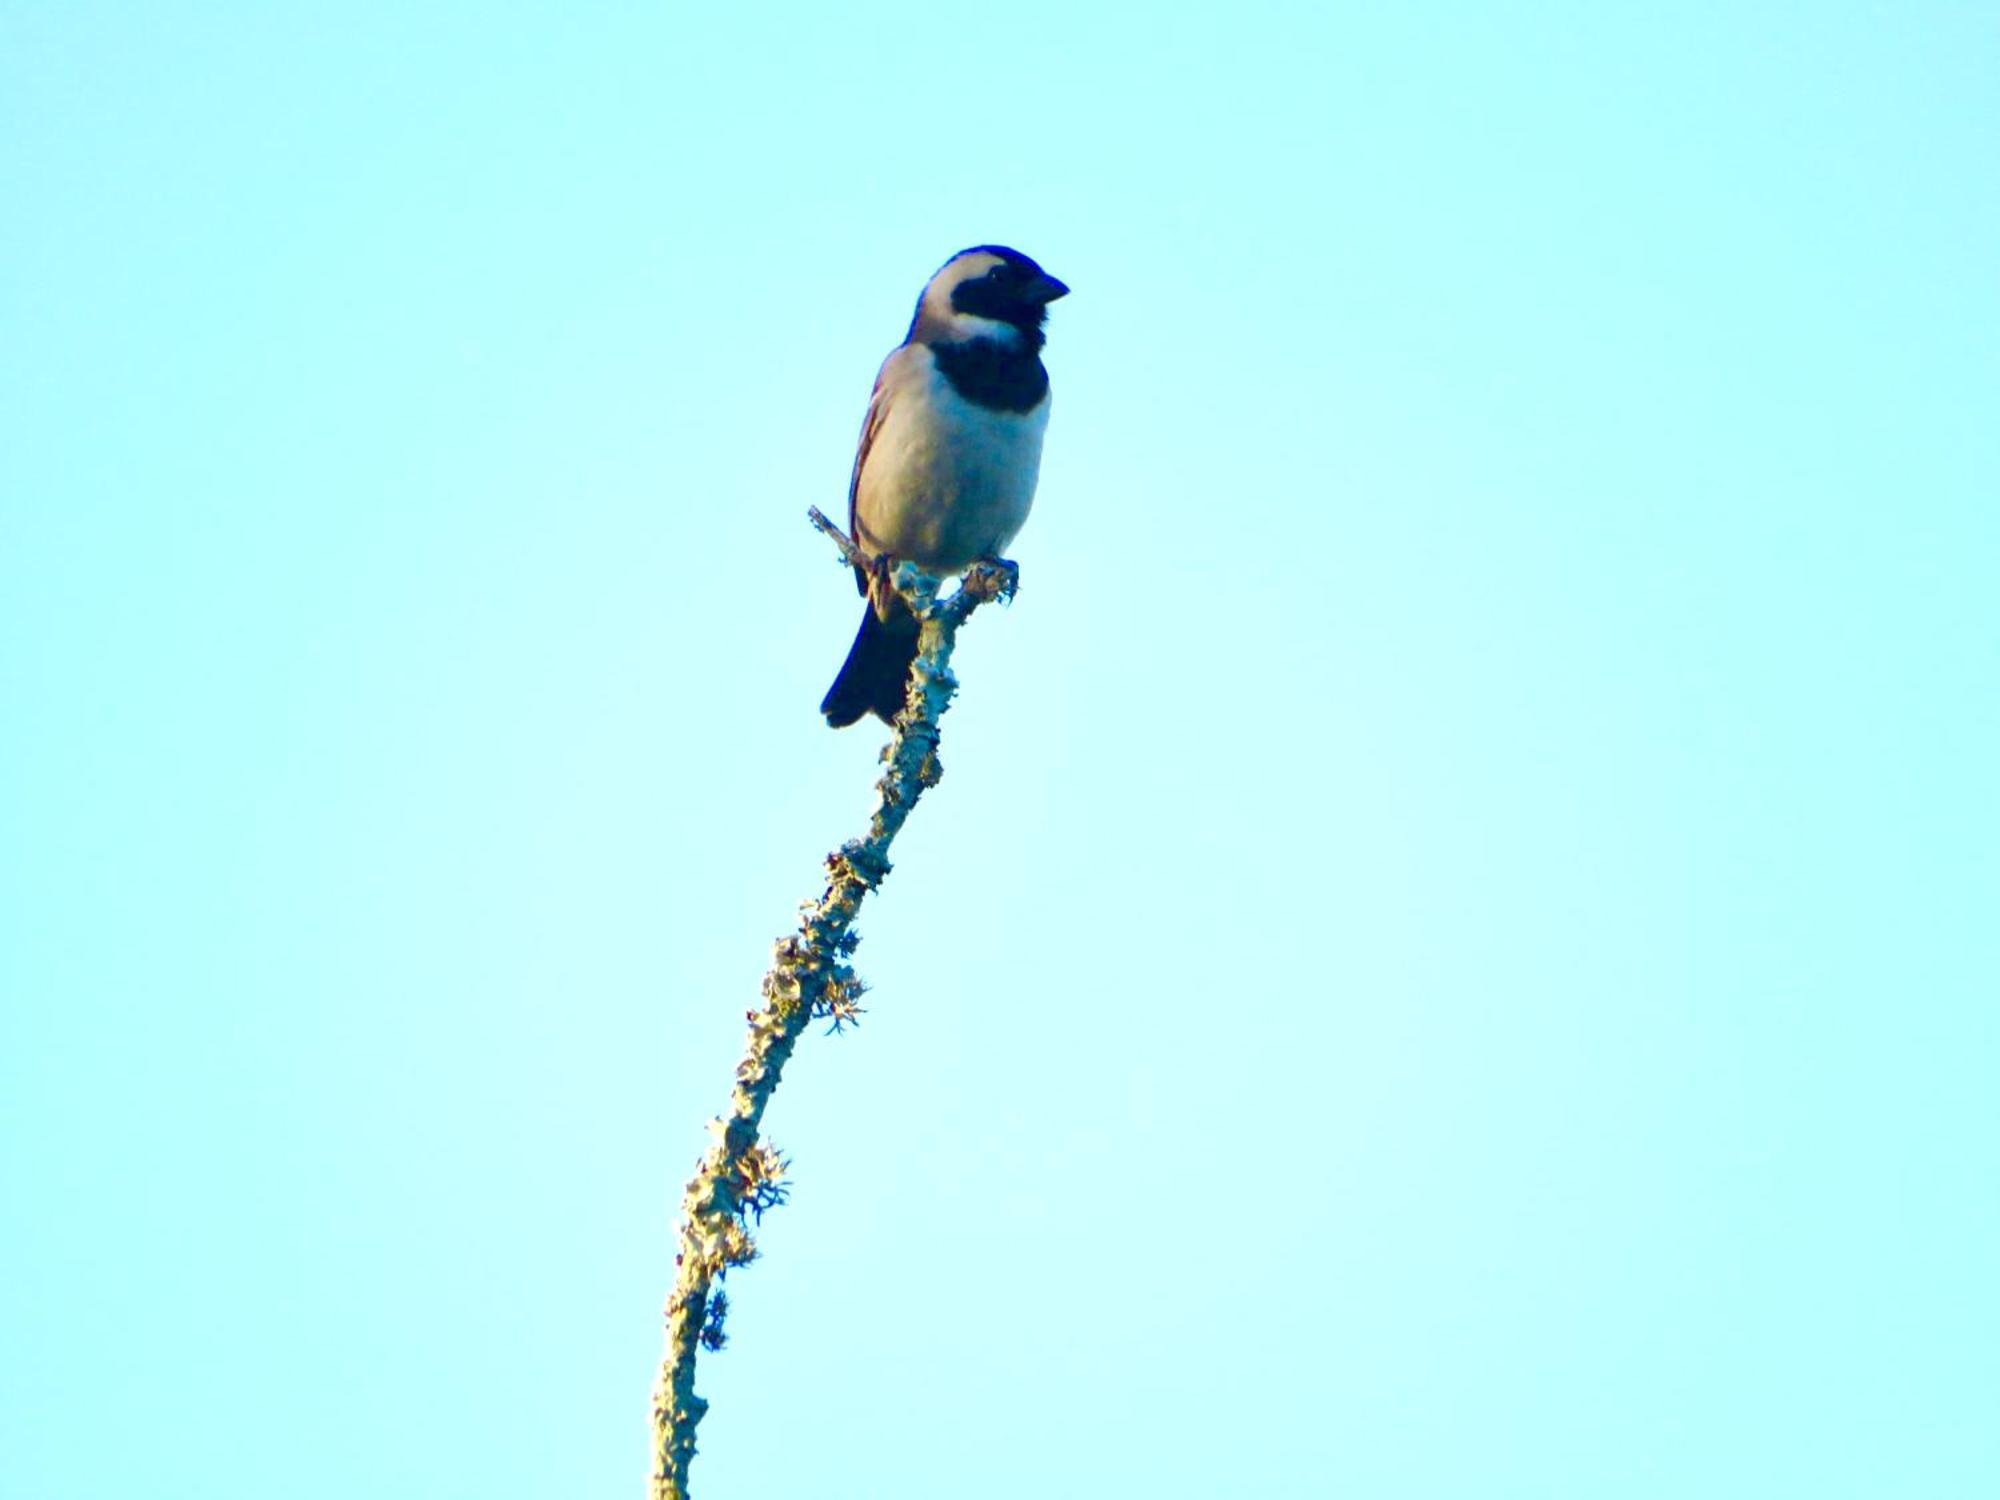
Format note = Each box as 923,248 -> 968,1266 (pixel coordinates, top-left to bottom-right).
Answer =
820,245 -> 1069,727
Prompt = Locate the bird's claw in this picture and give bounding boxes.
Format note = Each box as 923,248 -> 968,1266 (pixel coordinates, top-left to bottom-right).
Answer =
963,557 -> 1019,605
865,552 -> 904,620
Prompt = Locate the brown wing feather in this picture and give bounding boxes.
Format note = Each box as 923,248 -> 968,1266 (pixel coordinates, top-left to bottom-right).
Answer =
845,360 -> 895,597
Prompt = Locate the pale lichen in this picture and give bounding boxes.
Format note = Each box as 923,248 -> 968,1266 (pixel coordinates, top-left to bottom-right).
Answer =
648,510 -> 1017,1500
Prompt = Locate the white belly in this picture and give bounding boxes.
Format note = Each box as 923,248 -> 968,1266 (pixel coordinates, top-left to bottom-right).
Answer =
854,351 -> 1050,573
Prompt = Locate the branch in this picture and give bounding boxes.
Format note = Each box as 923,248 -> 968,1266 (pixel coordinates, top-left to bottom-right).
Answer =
805,504 -> 869,571
649,512 -> 1017,1500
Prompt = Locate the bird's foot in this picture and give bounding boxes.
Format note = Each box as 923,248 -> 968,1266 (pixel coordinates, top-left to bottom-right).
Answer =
962,556 -> 1019,606
865,551 -> 905,620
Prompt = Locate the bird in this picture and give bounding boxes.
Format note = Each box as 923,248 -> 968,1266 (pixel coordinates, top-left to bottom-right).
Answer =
819,245 -> 1069,727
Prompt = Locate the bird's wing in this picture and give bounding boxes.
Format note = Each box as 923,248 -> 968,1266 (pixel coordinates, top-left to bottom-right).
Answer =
844,365 -> 889,596
845,345 -> 919,596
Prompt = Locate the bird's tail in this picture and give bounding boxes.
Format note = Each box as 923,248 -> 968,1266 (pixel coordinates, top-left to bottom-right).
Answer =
820,596 -> 920,728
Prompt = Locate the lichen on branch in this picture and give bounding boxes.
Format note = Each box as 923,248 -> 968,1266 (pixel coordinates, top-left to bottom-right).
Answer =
649,511 -> 1017,1500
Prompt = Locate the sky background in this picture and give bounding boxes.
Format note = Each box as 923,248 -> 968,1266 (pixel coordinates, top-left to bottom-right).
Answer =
3,3 -> 1996,1496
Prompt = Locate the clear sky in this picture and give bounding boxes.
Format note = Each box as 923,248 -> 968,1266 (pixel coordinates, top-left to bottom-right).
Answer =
3,3 -> 1995,1496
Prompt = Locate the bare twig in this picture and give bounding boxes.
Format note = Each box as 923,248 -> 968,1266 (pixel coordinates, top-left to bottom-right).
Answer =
648,513 -> 1017,1500
805,504 -> 868,571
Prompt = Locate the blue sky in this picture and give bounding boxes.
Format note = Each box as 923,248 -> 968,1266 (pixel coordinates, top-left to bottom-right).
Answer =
3,3 -> 1995,1496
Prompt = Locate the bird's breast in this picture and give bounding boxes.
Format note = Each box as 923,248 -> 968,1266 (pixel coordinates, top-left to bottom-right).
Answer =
855,348 -> 1050,573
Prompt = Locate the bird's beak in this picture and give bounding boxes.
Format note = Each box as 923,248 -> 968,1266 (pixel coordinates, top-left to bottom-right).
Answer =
1024,271 -> 1070,304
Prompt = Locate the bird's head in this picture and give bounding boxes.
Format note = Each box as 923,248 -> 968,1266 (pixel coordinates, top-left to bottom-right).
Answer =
908,245 -> 1069,349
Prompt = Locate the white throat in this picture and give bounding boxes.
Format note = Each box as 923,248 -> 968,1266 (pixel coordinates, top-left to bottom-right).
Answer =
940,311 -> 1024,346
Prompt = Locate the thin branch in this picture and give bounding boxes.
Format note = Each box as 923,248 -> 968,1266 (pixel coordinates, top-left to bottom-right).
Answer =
648,514 -> 1017,1500
805,504 -> 868,571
